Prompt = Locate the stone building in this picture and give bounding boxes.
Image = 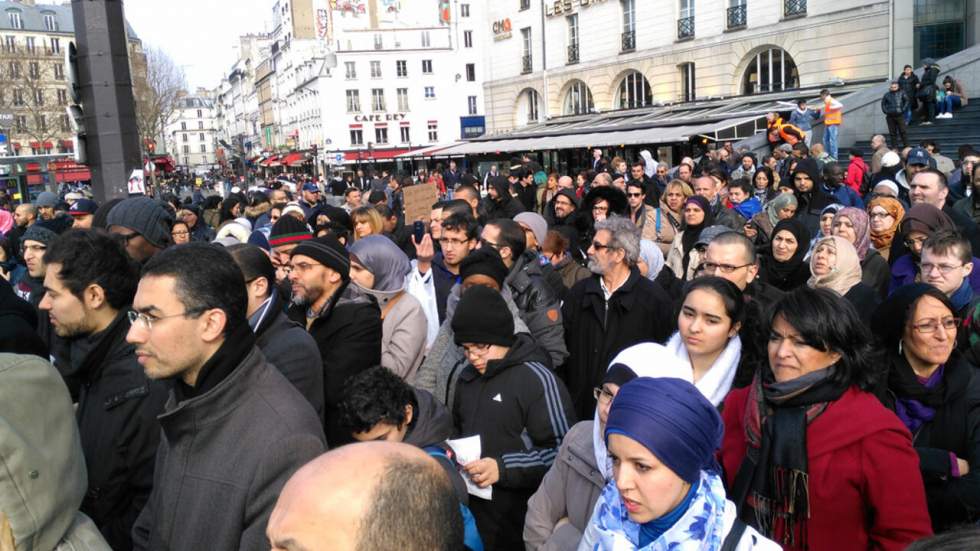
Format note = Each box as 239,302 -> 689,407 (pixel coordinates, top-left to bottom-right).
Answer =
165,92 -> 218,174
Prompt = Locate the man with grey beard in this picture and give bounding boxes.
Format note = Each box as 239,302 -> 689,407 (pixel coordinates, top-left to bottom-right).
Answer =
285,234 -> 382,446
558,216 -> 673,420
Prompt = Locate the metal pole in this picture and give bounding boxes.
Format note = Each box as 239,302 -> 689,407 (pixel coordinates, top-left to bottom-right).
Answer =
71,0 -> 141,201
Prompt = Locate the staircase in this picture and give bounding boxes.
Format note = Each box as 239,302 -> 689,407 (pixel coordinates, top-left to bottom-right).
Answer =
849,102 -> 980,162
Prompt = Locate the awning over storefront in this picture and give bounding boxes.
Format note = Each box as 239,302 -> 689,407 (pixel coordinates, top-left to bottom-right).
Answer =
260,155 -> 281,167
151,156 -> 176,173
343,147 -> 416,162
395,143 -> 460,159
281,152 -> 306,167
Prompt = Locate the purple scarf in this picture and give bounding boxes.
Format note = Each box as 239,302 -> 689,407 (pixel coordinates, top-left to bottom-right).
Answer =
895,365 -> 945,434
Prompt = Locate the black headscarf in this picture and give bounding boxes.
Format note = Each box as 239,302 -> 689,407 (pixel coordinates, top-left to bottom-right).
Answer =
680,195 -> 714,273
759,219 -> 811,291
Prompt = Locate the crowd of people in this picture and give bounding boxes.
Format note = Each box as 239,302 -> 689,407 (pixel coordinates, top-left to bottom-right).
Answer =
3,116 -> 980,550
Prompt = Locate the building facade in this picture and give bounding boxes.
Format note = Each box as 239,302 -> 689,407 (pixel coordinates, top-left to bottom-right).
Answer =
483,0 -> 980,134
165,93 -> 218,173
213,33 -> 270,171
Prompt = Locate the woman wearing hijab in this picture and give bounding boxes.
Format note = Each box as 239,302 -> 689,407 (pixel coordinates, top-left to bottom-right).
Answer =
809,236 -> 880,324
666,277 -> 744,407
832,207 -> 891,298
348,235 -> 428,381
636,240 -> 665,281
666,195 -> 714,281
759,219 -> 811,291
525,344 -> 691,550
640,150 -> 657,180
579,377 -> 779,550
873,284 -> 980,532
890,204 -> 961,293
744,192 -> 796,250
868,197 -> 905,261
720,286 -> 932,551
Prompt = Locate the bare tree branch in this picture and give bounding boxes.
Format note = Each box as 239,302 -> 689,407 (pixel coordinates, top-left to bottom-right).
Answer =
133,46 -> 186,153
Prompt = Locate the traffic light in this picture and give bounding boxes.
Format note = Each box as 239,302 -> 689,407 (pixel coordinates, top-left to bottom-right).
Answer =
65,41 -> 86,164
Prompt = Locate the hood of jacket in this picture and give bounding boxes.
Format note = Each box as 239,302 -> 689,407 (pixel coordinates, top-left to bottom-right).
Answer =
480,333 -> 550,379
0,354 -> 88,550
488,176 -> 514,205
404,387 -> 454,447
792,158 -> 824,188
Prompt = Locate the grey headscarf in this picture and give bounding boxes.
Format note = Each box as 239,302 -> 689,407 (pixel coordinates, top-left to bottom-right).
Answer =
348,234 -> 411,292
638,239 -> 665,280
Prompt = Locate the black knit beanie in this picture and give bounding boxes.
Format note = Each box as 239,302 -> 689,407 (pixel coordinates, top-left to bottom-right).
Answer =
452,285 -> 515,347
106,197 -> 174,248
290,234 -> 350,281
459,247 -> 509,289
269,215 -> 312,248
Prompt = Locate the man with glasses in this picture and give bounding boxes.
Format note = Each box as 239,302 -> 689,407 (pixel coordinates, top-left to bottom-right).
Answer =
550,188 -> 579,227
410,213 -> 479,327
105,196 -> 174,264
14,220 -> 59,307
626,181 -> 658,241
627,161 -> 659,206
286,234 -> 382,446
128,243 -> 325,551
450,284 -> 575,551
37,229 -> 167,550
268,215 -> 313,284
560,216 -> 673,420
919,231 -> 977,319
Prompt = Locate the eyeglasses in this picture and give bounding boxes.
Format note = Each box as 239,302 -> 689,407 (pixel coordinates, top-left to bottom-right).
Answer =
115,232 -> 141,244
592,387 -> 615,404
700,261 -> 753,274
910,317 -> 960,334
171,230 -> 190,237
626,192 -> 643,198
869,212 -> 892,219
289,261 -> 319,273
591,241 -> 612,251
592,206 -> 609,213
21,243 -> 46,254
127,308 -> 204,331
439,237 -> 471,247
905,237 -> 928,248
919,262 -> 965,275
462,343 -> 491,358
480,238 -> 501,250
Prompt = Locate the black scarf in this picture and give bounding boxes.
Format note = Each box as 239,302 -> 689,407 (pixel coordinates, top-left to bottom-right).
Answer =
760,219 -> 812,291
887,353 -> 946,408
174,320 -> 256,402
734,367 -> 848,548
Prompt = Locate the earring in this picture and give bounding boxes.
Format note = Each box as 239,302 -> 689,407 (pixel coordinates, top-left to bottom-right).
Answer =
898,340 -> 903,355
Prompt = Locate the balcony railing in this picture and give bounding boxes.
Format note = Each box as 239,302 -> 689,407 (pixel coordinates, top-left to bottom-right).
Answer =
784,0 -> 806,17
727,5 -> 747,29
621,30 -> 635,52
567,44 -> 579,64
677,16 -> 695,40
521,55 -> 532,74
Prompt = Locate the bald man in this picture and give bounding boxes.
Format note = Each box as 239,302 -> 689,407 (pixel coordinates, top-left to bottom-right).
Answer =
267,442 -> 464,551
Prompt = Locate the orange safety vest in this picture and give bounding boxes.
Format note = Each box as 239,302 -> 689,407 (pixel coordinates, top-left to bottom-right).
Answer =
824,99 -> 843,126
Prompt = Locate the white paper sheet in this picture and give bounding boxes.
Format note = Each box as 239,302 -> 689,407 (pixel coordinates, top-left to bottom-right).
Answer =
447,435 -> 493,500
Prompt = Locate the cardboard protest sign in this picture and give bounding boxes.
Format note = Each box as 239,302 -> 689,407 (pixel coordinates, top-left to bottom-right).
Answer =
403,182 -> 438,224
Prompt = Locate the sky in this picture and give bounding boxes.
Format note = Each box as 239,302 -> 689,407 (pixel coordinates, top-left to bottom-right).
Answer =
122,0 -> 275,91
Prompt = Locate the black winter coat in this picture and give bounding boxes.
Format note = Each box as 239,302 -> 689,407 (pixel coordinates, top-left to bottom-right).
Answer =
861,249 -> 892,299
506,250 -> 568,368
0,279 -> 46,357
71,310 -> 169,550
454,334 -> 575,551
288,283 -> 382,446
559,269 -> 673,420
883,353 -> 980,532
898,72 -> 920,105
881,90 -> 910,115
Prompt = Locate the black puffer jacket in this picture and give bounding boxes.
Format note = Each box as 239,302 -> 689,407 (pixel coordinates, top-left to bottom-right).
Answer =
506,250 -> 568,368
483,176 -> 525,220
881,89 -> 910,115
70,310 -> 169,550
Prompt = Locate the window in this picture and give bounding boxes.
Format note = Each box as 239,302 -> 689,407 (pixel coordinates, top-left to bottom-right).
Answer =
201,144 -> 207,153
520,89 -> 540,124
784,0 -> 807,17
427,122 -> 438,142
397,88 -> 409,111
346,89 -> 361,112
680,62 -> 696,102
741,47 -> 799,94
198,121 -> 203,129
374,33 -> 383,50
50,37 -> 59,54
25,37 -> 34,54
370,61 -> 382,78
197,109 -> 203,118
43,13 -> 57,31
36,114 -> 46,132
60,114 -> 70,132
182,134 -> 188,142
183,145 -> 190,154
617,71 -> 652,109
464,30 -> 473,48
0,89 -> 6,106
728,0 -> 747,29
8,61 -> 19,79
520,0 -> 531,10
914,0 -> 965,64
563,80 -> 594,115
521,28 -> 532,74
199,132 -> 205,141
424,86 -> 435,99
181,121 -> 187,131
396,60 -> 407,77
12,89 -> 23,106
461,3 -> 470,17
375,126 -> 388,144
468,95 -> 478,115
421,31 -> 431,48
28,62 -> 38,80
33,89 -> 43,106
350,128 -> 364,145
372,88 -> 386,111
3,36 -> 14,53
54,63 -> 64,80
621,0 -> 636,51
15,115 -> 26,133
465,63 -> 476,82
345,61 -> 357,79
57,88 -> 67,105
567,14 -> 579,63
678,0 -> 695,39
422,59 -> 433,74
8,11 -> 22,30
400,126 -> 411,143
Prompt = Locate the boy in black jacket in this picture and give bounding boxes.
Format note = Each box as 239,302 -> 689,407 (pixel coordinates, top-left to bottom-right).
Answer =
451,285 -> 575,551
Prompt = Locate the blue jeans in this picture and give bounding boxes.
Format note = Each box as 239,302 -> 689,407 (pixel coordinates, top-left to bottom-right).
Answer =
904,106 -> 912,125
823,125 -> 839,161
939,95 -> 962,114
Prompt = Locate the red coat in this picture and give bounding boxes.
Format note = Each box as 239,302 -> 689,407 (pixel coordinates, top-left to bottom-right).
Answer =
720,386 -> 932,551
845,156 -> 868,193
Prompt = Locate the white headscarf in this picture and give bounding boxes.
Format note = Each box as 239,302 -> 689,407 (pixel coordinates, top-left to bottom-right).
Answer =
592,343 -> 692,480
639,150 -> 657,178
638,239 -> 665,281
665,332 -> 742,407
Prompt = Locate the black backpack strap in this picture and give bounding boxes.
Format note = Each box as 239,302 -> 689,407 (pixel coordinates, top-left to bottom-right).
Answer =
721,518 -> 748,551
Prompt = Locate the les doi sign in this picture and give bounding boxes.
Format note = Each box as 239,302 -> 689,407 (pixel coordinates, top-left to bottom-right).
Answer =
545,0 -> 607,17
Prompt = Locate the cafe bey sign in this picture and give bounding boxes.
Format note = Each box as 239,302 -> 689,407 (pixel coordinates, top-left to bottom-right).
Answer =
545,0 -> 607,17
353,113 -> 408,123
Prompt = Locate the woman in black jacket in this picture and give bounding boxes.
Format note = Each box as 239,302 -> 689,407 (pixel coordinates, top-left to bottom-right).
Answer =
872,284 -> 980,532
758,218 -> 811,291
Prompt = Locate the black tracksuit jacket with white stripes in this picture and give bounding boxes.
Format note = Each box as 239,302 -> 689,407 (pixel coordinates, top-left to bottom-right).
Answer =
453,333 -> 576,550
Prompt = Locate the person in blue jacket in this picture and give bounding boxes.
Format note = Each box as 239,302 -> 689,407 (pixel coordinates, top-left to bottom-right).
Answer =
789,99 -> 821,146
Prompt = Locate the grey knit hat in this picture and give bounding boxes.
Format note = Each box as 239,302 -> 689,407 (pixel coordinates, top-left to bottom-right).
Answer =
34,191 -> 58,208
21,223 -> 58,247
106,197 -> 174,248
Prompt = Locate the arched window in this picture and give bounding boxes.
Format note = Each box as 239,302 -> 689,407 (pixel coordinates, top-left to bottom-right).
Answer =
563,80 -> 594,115
616,70 -> 652,109
742,48 -> 799,95
516,88 -> 541,126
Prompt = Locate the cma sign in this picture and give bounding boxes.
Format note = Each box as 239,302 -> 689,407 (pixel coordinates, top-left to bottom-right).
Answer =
545,0 -> 607,17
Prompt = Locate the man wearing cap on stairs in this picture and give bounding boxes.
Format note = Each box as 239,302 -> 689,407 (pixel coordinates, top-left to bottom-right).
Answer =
286,235 -> 382,446
106,196 -> 174,264
69,198 -> 99,229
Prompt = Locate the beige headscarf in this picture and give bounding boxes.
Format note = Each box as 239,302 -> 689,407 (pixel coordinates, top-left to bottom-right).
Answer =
808,236 -> 862,296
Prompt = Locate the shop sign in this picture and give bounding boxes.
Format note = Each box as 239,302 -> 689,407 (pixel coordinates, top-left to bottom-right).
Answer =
353,113 -> 407,122
492,18 -> 512,41
545,0 -> 606,17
